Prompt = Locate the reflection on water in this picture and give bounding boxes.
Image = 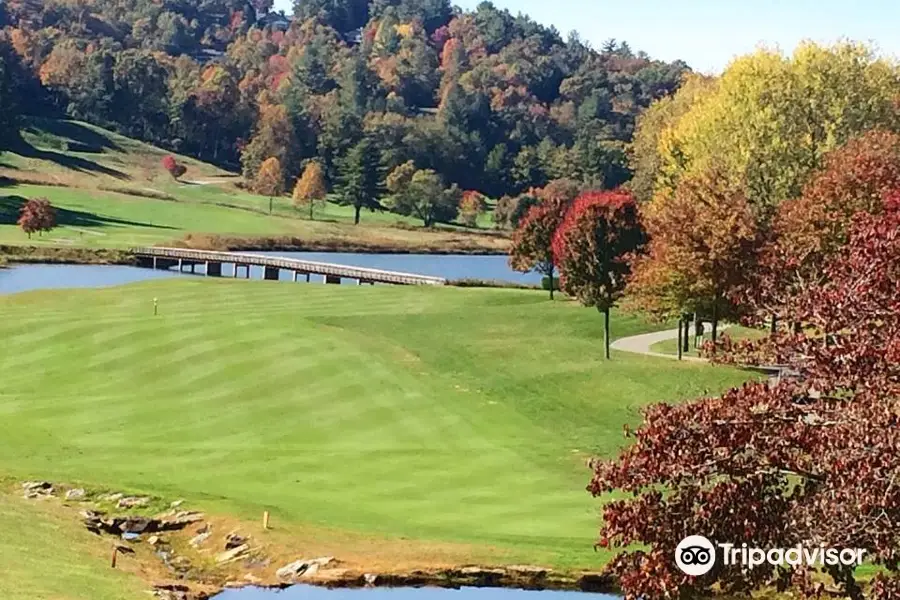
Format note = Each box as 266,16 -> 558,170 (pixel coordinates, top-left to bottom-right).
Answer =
213,586 -> 616,600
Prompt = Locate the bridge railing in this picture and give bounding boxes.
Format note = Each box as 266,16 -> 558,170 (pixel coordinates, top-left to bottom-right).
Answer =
130,247 -> 447,286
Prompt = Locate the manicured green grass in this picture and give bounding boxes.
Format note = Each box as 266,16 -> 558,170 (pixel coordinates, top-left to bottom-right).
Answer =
0,491 -> 147,600
0,280 -> 752,573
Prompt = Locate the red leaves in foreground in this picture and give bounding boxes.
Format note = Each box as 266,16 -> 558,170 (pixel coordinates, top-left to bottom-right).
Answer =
591,202 -> 900,600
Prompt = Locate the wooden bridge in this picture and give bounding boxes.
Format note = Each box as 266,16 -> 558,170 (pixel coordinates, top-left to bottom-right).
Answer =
131,247 -> 447,286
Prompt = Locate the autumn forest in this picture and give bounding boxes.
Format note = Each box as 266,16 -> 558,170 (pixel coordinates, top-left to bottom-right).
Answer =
0,0 -> 687,222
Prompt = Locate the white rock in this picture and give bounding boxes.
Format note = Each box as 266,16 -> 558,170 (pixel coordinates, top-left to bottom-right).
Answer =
275,557 -> 334,580
215,544 -> 249,564
117,496 -> 150,509
65,488 -> 86,501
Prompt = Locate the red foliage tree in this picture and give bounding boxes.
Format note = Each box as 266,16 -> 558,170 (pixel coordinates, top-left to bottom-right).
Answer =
17,197 -> 56,239
553,190 -> 645,358
741,130 -> 900,330
590,198 -> 900,600
161,155 -> 187,180
509,198 -> 568,299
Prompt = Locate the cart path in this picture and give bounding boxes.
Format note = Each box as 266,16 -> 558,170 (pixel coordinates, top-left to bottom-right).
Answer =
612,321 -> 729,361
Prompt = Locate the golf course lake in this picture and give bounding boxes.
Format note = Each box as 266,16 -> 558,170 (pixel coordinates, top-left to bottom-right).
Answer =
213,586 -> 617,600
0,253 -> 537,294
0,264 -> 181,294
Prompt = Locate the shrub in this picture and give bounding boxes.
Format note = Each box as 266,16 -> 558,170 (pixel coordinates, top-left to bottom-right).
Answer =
161,155 -> 187,180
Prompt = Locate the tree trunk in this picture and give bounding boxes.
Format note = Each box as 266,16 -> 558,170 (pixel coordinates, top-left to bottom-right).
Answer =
677,318 -> 683,361
770,314 -> 777,335
711,302 -> 719,344
310,201 -> 314,221
682,317 -> 691,353
269,197 -> 273,214
548,267 -> 555,300
602,306 -> 611,360
354,205 -> 361,225
694,316 -> 703,349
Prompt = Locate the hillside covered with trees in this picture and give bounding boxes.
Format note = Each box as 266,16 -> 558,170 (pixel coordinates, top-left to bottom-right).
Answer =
0,0 -> 689,222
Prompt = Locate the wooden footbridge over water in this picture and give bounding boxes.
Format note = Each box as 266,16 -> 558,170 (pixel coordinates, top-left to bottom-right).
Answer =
131,247 -> 447,286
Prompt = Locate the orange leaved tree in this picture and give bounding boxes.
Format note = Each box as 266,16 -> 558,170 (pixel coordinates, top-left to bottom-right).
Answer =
293,160 -> 327,220
628,166 -> 760,341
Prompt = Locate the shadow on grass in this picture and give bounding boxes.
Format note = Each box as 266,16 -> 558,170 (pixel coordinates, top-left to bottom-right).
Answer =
7,132 -> 130,181
0,195 -> 177,230
25,119 -> 121,153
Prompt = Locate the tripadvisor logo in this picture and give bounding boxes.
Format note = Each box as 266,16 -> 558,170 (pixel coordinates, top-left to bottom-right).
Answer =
676,535 -> 716,576
674,535 -> 866,576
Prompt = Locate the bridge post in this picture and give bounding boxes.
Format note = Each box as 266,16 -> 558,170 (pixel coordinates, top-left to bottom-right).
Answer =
190,262 -> 196,273
233,264 -> 240,278
264,266 -> 279,281
325,275 -> 341,285
206,261 -> 222,277
152,257 -> 158,270
292,271 -> 298,282
306,273 -> 311,283
178,258 -> 183,272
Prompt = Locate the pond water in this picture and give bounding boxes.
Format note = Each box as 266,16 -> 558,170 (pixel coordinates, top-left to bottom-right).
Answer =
0,253 -> 537,295
0,264 -> 180,295
213,586 -> 616,600
257,252 -> 541,285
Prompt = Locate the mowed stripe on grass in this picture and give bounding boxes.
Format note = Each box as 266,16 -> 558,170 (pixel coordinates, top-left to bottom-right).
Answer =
0,280 -> 752,567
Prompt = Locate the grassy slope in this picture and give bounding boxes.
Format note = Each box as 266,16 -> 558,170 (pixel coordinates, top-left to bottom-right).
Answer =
0,491 -> 147,600
0,280 -> 752,579
0,119 -> 505,251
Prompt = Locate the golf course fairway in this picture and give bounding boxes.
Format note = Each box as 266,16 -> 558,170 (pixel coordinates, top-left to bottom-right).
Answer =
0,279 -> 752,571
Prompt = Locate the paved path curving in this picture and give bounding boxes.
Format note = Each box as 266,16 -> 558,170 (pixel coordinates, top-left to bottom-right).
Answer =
613,323 -> 790,387
612,321 -> 728,361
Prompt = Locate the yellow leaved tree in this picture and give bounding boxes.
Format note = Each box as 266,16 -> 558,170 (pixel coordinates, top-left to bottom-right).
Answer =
646,42 -> 900,214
